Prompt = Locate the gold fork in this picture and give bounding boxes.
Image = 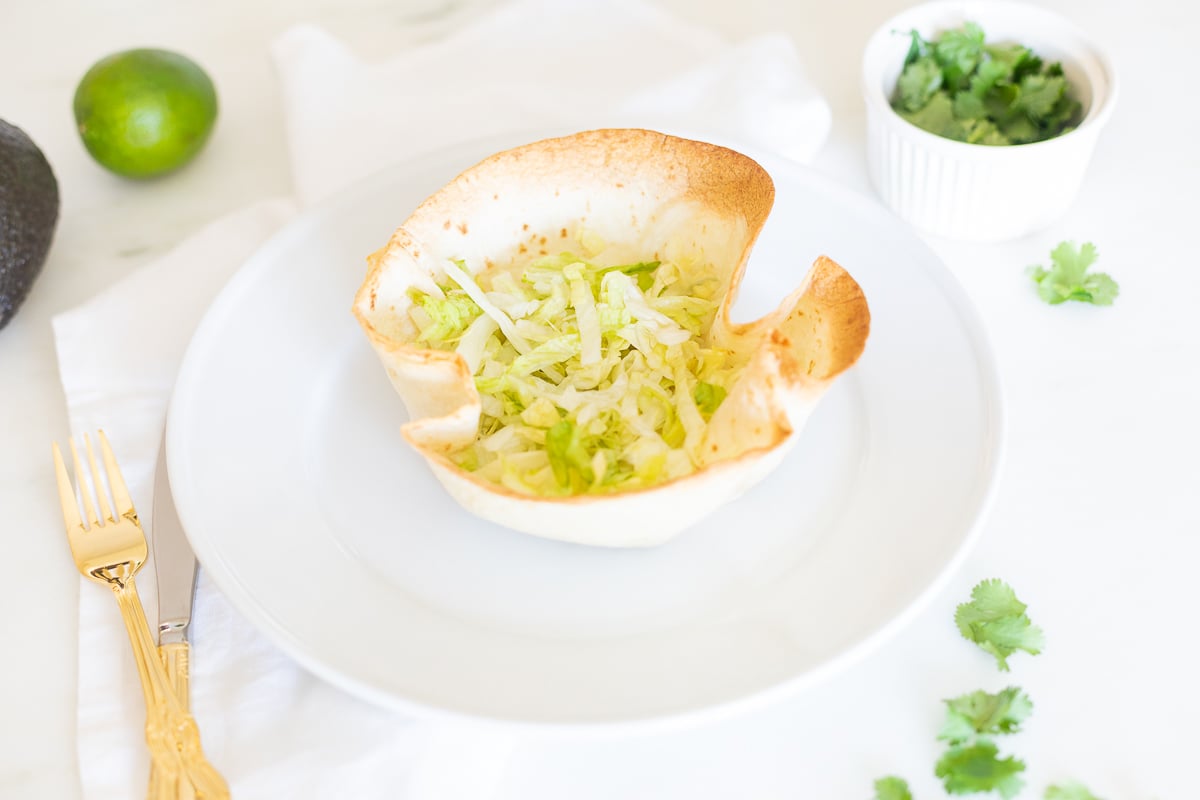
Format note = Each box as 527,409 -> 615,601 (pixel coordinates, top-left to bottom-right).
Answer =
53,431 -> 229,799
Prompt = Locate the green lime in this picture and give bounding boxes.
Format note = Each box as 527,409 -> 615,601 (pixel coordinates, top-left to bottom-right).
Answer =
73,48 -> 217,179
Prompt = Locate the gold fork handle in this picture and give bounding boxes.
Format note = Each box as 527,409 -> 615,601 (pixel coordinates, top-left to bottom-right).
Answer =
110,579 -> 183,799
111,580 -> 229,799
150,643 -> 197,800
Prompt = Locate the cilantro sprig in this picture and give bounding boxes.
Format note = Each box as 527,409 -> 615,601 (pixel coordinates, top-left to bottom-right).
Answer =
892,23 -> 1081,145
874,776 -> 914,800
871,582 -> 1115,799
1045,783 -> 1104,800
938,687 -> 1033,744
934,685 -> 1031,797
935,741 -> 1026,799
956,579 -> 1045,671
1029,241 -> 1119,306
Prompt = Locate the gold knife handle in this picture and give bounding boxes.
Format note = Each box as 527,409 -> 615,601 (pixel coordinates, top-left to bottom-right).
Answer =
149,643 -> 197,799
111,579 -> 229,799
160,643 -> 190,711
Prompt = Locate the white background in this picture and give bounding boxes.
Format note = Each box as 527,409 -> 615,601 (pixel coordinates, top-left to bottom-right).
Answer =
1,0 -> 1197,797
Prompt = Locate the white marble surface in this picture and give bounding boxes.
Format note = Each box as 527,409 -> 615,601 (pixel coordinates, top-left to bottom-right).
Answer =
1,0 -> 1196,797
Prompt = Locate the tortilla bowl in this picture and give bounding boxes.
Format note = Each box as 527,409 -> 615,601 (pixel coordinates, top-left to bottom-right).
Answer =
353,129 -> 870,547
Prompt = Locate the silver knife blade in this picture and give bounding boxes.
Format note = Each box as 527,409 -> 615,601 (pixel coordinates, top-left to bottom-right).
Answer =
153,433 -> 198,646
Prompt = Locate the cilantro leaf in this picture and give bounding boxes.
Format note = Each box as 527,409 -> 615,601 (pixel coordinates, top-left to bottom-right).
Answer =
997,114 -> 1040,145
972,58 -> 1014,96
1048,240 -> 1096,282
983,43 -> 1028,76
1042,94 -> 1083,134
965,119 -> 1010,146
934,21 -> 985,89
1014,53 -> 1046,80
874,776 -> 914,800
1016,73 -> 1067,121
953,90 -> 986,120
1028,241 -> 1119,306
1045,782 -> 1104,800
1077,272 -> 1119,305
897,57 -> 944,112
903,29 -> 930,65
955,579 -> 1045,670
936,741 -> 1026,798
952,54 -> 1013,125
899,92 -> 964,140
983,81 -> 1020,120
938,687 -> 1033,744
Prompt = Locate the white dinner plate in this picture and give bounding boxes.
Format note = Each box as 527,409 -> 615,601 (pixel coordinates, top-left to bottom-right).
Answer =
167,132 -> 1003,730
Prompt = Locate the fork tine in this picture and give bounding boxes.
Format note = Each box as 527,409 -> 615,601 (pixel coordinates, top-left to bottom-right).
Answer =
52,442 -> 83,531
97,430 -> 134,518
85,433 -> 115,524
69,438 -> 100,529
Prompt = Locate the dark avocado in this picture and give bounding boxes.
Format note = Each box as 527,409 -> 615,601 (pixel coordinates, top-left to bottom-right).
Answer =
0,119 -> 59,330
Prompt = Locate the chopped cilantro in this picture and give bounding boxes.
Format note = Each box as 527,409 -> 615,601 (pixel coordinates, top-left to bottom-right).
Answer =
903,29 -> 928,65
956,579 -> 1045,671
965,119 -> 1008,146
892,23 -> 1082,145
953,90 -> 987,120
1028,241 -> 1119,306
873,776 -> 914,800
985,42 -> 1031,75
938,687 -> 1033,744
998,113 -> 1041,145
899,91 -> 962,139
933,21 -> 985,90
897,56 -> 944,112
936,741 -> 1026,798
1016,73 -> 1067,119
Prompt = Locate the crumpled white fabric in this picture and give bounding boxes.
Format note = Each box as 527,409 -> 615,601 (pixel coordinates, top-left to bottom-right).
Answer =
54,1 -> 831,796
274,0 -> 830,205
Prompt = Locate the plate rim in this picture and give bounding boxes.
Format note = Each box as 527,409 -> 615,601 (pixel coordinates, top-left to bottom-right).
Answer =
167,130 -> 1005,733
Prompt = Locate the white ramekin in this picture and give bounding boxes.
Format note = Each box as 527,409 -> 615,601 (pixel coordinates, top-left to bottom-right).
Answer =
862,1 -> 1117,242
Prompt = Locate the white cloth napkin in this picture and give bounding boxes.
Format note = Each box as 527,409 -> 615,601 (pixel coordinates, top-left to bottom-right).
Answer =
275,0 -> 830,205
54,1 -> 831,797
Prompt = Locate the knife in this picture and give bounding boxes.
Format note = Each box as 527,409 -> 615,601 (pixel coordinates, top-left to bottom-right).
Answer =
153,435 -> 222,797
152,434 -> 198,709
152,433 -> 201,799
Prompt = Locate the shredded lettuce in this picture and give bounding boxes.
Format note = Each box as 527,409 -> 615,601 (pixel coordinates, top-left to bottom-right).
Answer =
408,247 -> 745,496
409,289 -> 480,343
454,314 -> 498,374
546,419 -> 594,492
442,258 -> 532,353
